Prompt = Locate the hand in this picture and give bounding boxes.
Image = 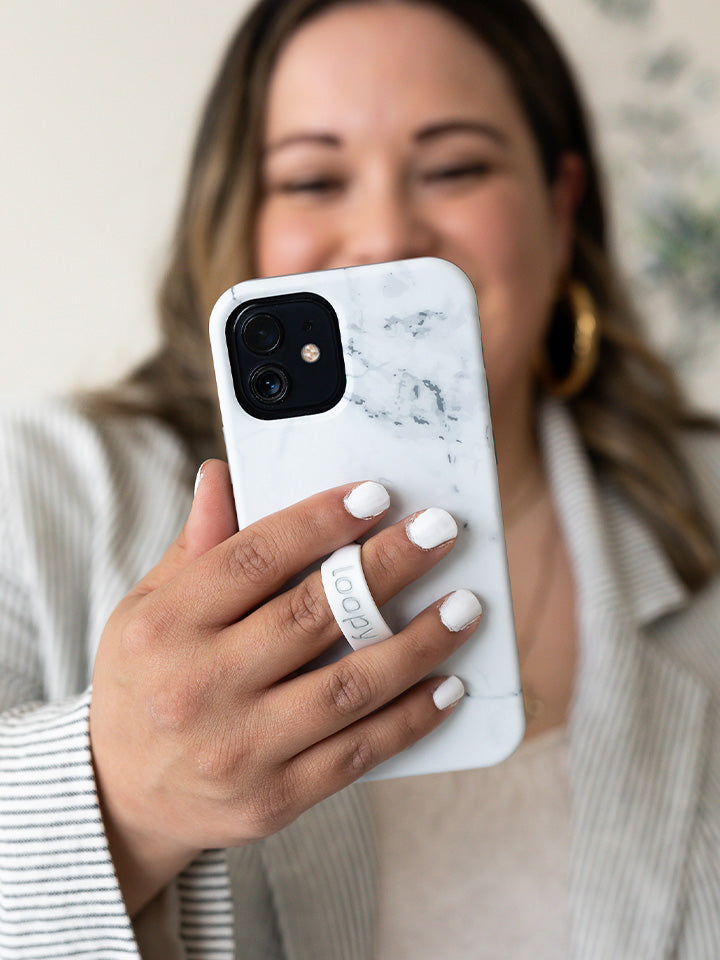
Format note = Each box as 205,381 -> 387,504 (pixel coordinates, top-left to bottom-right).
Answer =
89,461 -> 480,915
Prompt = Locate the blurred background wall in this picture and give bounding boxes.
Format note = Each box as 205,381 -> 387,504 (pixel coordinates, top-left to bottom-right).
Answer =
1,0 -> 718,406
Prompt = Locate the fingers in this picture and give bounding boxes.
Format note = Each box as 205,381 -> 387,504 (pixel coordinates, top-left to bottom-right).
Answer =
262,589 -> 481,758
283,673 -> 465,808
144,479 -> 392,629
233,507 -> 460,687
188,460 -> 240,550
279,598 -> 480,803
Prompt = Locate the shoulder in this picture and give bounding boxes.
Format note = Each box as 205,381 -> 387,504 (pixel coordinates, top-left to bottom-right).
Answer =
682,423 -> 720,531
0,396 -> 189,471
648,424 -> 720,689
0,397 -> 194,567
0,396 -> 192,499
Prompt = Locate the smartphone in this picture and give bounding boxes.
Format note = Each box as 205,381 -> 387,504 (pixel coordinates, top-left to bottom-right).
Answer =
209,257 -> 524,778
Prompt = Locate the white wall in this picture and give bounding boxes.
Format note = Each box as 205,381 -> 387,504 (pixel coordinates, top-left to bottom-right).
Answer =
2,0 -> 719,407
0,1 -> 253,399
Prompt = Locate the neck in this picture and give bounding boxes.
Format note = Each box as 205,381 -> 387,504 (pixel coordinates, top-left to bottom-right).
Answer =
491,380 -> 545,527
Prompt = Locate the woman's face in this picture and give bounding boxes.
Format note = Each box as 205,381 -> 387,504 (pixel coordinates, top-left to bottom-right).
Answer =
255,1 -> 581,414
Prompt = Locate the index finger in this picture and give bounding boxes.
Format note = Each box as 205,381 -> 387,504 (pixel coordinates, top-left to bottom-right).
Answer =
162,480 -> 390,629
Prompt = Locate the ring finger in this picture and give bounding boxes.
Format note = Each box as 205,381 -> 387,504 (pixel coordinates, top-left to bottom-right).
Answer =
262,588 -> 482,759
228,506 -> 460,688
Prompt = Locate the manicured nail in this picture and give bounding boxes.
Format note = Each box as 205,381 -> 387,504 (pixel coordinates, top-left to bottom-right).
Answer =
344,481 -> 390,519
439,590 -> 483,632
406,507 -> 458,550
433,676 -> 465,710
194,460 -> 211,496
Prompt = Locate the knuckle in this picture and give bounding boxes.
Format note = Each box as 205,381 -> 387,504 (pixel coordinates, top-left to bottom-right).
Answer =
119,604 -> 176,657
400,624 -> 438,667
339,734 -> 378,778
323,662 -> 374,718
225,529 -> 277,586
285,579 -> 330,635
244,776 -> 296,838
394,701 -> 425,747
146,665 -> 220,738
367,536 -> 403,589
296,510 -> 325,549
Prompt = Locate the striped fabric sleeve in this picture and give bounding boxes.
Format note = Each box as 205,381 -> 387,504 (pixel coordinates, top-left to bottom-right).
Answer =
0,689 -> 140,959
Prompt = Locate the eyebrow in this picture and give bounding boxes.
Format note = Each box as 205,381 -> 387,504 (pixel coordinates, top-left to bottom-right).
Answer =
415,119 -> 508,145
264,133 -> 341,155
264,119 -> 508,155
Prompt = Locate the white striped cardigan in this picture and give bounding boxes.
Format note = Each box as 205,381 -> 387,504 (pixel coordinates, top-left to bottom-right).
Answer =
0,398 -> 718,959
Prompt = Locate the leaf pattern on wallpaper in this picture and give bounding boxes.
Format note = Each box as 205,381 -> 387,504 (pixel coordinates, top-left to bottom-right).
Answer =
587,0 -> 652,21
580,0 -> 720,368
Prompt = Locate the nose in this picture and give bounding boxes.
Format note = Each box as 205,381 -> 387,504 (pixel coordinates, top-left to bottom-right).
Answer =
341,181 -> 436,266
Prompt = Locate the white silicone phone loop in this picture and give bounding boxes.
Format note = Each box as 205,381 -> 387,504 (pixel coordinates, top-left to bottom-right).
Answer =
320,544 -> 394,649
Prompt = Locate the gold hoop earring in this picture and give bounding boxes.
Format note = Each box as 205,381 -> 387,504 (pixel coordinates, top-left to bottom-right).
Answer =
537,280 -> 601,399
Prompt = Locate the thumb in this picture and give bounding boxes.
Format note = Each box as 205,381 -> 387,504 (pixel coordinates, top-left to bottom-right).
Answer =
183,459 -> 239,558
135,459 -> 239,596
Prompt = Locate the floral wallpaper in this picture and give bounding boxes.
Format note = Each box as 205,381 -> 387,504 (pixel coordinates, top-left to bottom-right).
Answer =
538,0 -> 720,405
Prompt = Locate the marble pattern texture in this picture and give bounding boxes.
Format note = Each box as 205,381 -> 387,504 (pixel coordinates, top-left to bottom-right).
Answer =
210,257 -> 525,777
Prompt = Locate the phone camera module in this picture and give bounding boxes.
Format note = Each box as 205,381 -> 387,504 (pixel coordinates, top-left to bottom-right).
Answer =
227,293 -> 345,419
242,314 -> 283,354
250,365 -> 290,404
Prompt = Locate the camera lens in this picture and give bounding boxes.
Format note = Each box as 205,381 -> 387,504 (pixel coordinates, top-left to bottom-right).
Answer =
250,365 -> 290,404
242,314 -> 283,354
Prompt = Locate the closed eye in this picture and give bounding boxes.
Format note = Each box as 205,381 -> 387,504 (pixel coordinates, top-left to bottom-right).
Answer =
275,177 -> 344,195
423,162 -> 492,183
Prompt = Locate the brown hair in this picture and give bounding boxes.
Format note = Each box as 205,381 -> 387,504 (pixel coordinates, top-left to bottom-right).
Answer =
85,0 -> 719,589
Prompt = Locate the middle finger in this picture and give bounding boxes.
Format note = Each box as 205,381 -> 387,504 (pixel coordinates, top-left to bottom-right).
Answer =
227,506 -> 459,688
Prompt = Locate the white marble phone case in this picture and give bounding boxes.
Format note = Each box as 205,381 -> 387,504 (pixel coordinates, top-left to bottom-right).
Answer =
210,257 -> 525,778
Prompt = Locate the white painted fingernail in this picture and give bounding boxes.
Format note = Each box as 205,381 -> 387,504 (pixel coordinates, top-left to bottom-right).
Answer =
439,590 -> 483,632
406,508 -> 458,550
344,481 -> 390,519
433,676 -> 465,710
194,460 -> 211,496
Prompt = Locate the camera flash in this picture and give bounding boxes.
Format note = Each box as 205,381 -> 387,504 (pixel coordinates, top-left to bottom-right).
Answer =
301,343 -> 321,363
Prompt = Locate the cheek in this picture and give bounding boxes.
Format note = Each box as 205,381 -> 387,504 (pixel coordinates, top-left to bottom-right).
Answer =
255,205 -> 331,278
445,186 -> 558,390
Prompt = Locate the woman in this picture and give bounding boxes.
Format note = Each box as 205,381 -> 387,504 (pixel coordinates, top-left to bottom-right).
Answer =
1,0 -> 718,957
